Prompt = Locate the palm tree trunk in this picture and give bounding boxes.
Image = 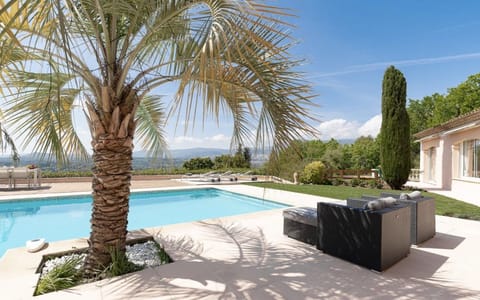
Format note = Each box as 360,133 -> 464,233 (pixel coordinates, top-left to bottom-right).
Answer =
83,134 -> 133,277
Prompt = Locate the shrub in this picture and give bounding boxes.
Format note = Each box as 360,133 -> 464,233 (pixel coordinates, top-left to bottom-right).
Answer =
182,157 -> 214,170
35,257 -> 82,295
367,180 -> 378,189
350,178 -> 361,187
332,178 -> 345,186
104,247 -> 141,277
155,244 -> 173,264
301,161 -> 326,184
358,180 -> 368,188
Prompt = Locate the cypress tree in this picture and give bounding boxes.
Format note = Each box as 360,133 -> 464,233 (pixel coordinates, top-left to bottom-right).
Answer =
380,66 -> 411,190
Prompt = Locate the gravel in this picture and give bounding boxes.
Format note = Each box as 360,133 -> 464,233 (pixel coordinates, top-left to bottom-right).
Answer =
40,240 -> 165,278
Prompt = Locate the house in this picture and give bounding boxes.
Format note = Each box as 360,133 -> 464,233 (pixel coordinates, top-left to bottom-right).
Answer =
414,108 -> 480,198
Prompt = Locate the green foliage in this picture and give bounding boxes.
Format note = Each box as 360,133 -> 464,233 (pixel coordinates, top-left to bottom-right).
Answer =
438,73 -> 480,123
301,161 -> 326,184
407,95 -> 438,167
380,66 -> 411,190
182,146 -> 252,170
350,178 -> 361,187
321,139 -> 349,169
104,247 -> 141,278
35,257 -> 82,295
345,136 -> 380,169
368,179 -> 384,189
266,139 -> 349,180
41,170 -> 93,178
265,140 -> 306,179
265,137 -> 382,182
213,147 -> 251,169
182,157 -> 214,170
321,147 -> 345,169
154,243 -> 173,264
213,154 -> 234,169
408,73 -> 480,166
331,178 -> 346,186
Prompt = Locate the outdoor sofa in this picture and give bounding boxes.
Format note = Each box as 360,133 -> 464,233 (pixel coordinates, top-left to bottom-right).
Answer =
283,207 -> 317,245
283,200 -> 412,272
347,192 -> 436,245
317,202 -> 411,272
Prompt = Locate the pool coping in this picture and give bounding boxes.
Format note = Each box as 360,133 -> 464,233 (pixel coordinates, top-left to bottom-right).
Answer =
0,185 -> 287,258
0,183 -> 341,299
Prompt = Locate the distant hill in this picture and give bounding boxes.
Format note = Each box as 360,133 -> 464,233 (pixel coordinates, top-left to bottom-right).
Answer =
133,148 -> 231,159
0,147 -> 269,171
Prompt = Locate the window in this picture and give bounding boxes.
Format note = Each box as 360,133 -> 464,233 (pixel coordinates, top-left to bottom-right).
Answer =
461,139 -> 480,178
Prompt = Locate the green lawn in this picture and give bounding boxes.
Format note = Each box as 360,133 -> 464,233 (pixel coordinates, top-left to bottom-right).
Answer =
246,182 -> 480,221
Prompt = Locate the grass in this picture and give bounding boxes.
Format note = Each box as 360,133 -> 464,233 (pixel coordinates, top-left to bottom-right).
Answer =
104,247 -> 142,278
35,257 -> 82,295
246,182 -> 480,221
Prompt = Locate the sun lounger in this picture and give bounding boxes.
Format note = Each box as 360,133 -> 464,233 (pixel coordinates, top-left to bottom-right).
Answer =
11,167 -> 32,188
0,168 -> 12,189
236,171 -> 258,181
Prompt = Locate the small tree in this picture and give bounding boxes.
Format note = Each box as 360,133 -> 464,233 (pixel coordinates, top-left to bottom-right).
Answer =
183,157 -> 214,170
380,66 -> 411,189
213,155 -> 233,169
301,161 -> 326,184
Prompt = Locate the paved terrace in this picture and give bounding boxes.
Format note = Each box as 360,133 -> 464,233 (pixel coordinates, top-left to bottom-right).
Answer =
0,179 -> 479,299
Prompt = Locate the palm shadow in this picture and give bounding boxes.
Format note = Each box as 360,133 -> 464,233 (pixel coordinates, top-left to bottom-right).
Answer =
92,220 -> 476,300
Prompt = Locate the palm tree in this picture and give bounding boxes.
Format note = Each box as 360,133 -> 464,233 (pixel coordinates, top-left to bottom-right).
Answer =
0,0 -> 317,277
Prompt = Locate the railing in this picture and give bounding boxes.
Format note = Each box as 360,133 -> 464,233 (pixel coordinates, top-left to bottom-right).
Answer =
328,169 -> 379,180
268,169 -> 422,183
409,169 -> 422,182
270,176 -> 293,184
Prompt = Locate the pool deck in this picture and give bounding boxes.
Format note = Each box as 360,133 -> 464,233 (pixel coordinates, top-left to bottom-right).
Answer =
0,180 -> 479,299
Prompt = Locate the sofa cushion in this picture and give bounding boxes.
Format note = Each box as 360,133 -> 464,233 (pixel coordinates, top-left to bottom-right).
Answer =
363,197 -> 397,211
399,191 -> 422,200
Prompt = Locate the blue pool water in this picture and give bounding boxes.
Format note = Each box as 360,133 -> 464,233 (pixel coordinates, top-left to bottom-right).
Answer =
0,188 -> 287,257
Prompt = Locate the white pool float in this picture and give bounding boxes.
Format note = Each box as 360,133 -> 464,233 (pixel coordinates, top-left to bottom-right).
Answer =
26,238 -> 46,253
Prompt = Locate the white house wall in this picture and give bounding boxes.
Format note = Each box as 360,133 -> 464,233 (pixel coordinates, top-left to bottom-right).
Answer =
419,125 -> 480,193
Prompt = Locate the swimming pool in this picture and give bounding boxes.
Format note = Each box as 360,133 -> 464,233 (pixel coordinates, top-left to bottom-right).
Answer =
0,188 -> 287,257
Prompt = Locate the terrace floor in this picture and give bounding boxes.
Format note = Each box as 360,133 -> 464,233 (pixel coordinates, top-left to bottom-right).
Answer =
0,180 -> 479,299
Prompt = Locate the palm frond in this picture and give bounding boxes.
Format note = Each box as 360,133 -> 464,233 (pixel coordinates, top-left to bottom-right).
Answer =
169,2 -> 318,153
5,70 -> 89,164
134,95 -> 168,159
0,110 -> 20,164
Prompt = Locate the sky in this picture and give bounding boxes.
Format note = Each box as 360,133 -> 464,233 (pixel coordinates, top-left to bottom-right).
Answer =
29,1 -> 480,154
156,0 -> 480,150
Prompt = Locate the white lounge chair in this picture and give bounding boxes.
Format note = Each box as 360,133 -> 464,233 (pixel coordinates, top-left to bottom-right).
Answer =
182,171 -> 221,182
219,171 -> 238,182
0,168 -> 12,189
11,167 -> 32,189
236,171 -> 258,181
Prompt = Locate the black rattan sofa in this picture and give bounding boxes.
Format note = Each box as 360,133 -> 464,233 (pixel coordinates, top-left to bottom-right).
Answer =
347,192 -> 435,245
317,202 -> 411,272
283,207 -> 317,245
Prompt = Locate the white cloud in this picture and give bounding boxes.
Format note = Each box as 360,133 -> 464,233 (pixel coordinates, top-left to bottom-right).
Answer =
168,134 -> 231,149
210,134 -> 230,142
358,114 -> 382,137
317,114 -> 381,140
317,119 -> 360,140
